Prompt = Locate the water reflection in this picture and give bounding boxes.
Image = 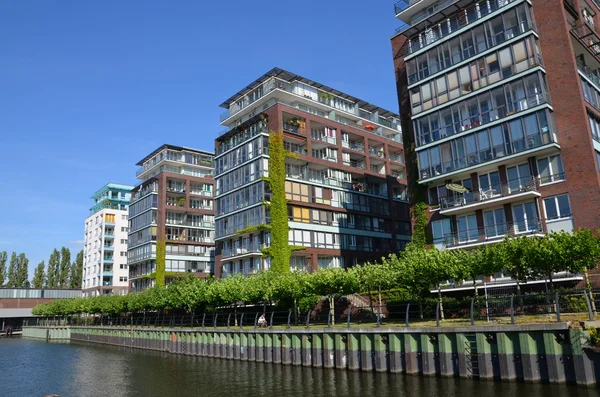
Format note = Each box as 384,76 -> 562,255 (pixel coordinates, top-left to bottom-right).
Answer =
0,338 -> 596,397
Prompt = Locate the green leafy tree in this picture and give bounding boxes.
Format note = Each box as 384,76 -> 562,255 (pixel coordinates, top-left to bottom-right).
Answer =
69,250 -> 84,289
16,253 -> 29,288
33,261 -> 46,288
308,268 -> 359,324
497,236 -> 533,297
59,247 -> 71,287
6,252 -> 17,287
351,261 -> 399,311
46,249 -> 60,288
0,251 -> 7,286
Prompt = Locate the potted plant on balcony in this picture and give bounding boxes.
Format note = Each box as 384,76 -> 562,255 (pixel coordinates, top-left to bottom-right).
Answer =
177,197 -> 185,206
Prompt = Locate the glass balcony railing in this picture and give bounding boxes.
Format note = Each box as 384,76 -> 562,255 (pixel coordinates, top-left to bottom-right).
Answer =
221,242 -> 265,258
343,159 -> 366,169
342,141 -> 365,153
439,175 -> 539,211
400,0 -> 521,56
442,218 -> 543,248
389,153 -> 405,164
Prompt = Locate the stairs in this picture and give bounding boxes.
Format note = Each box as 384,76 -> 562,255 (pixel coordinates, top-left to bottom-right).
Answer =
464,334 -> 480,379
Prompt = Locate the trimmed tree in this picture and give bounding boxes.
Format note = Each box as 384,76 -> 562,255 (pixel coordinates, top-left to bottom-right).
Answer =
46,249 -> 60,288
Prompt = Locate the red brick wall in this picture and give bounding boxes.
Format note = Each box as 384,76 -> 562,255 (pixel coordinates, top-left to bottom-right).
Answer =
531,0 -> 600,230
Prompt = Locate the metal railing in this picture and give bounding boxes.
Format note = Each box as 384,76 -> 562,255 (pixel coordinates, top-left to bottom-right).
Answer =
439,175 -> 539,211
31,288 -> 600,330
443,219 -> 543,248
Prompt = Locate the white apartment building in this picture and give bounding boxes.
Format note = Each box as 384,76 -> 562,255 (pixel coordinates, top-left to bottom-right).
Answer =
82,183 -> 133,297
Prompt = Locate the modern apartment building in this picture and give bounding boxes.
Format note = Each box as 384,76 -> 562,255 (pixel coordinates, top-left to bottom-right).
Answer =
214,68 -> 411,277
82,183 -> 133,297
128,144 -> 215,292
391,0 -> 600,286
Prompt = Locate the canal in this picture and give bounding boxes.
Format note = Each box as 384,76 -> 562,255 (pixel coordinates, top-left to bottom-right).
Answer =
0,338 -> 597,397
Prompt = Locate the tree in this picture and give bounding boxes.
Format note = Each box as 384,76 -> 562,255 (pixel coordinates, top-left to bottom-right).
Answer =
69,250 -> 84,289
308,268 -> 359,325
497,236 -> 533,297
16,253 -> 29,288
0,251 -> 7,286
59,247 -> 71,287
6,252 -> 17,287
351,261 -> 399,311
46,249 -> 60,288
33,261 -> 46,288
455,245 -> 503,299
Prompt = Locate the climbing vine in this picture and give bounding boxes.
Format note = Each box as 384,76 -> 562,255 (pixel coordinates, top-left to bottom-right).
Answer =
155,239 -> 166,287
411,202 -> 429,248
266,131 -> 293,273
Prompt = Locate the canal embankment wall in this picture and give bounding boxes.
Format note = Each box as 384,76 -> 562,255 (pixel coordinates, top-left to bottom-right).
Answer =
22,324 -> 600,387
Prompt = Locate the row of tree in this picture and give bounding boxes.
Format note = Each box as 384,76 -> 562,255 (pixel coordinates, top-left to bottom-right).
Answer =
0,248 -> 83,289
0,252 -> 30,288
32,229 -> 600,317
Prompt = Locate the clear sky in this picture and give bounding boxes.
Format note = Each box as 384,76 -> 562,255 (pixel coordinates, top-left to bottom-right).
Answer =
0,0 -> 402,278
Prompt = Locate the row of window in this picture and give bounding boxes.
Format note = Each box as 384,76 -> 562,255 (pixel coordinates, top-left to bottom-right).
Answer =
406,2 -> 535,83
166,244 -> 214,256
581,76 -> 600,112
288,206 -> 393,233
165,260 -> 212,273
129,210 -> 156,234
128,226 -> 156,248
432,195 -> 571,243
215,136 -> 269,176
165,227 -> 214,242
427,155 -> 564,206
215,205 -> 269,238
129,194 -> 157,218
410,35 -> 542,115
288,229 -> 393,252
418,110 -> 554,180
215,182 -> 266,217
215,158 -> 268,196
165,212 -> 214,227
414,72 -> 548,147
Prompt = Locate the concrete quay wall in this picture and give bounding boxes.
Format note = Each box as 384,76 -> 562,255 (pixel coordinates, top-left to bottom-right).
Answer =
23,324 -> 600,387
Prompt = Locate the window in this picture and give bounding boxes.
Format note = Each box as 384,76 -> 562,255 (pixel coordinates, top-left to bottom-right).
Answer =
544,194 -> 572,220
457,214 -> 478,242
121,214 -> 127,221
121,227 -> 128,232
119,276 -> 128,282
537,154 -> 564,184
431,219 -> 451,243
483,208 -> 506,237
596,151 -> 600,171
512,201 -> 538,233
120,252 -> 126,257
105,214 -> 115,223
589,114 -> 600,142
120,239 -> 127,244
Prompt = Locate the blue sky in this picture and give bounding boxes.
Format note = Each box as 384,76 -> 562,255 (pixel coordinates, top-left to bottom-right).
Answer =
0,0 -> 402,278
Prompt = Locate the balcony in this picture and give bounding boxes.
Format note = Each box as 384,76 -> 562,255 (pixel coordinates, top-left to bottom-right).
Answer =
389,153 -> 405,164
102,281 -> 113,287
165,220 -> 216,228
221,243 -> 265,259
283,122 -> 307,136
439,176 -> 540,215
342,141 -> 365,153
572,22 -> 600,65
284,141 -> 307,156
369,147 -> 385,158
103,258 -> 114,264
443,219 -> 544,249
343,159 -> 366,170
103,246 -> 115,251
398,0 -> 521,57
311,131 -> 337,145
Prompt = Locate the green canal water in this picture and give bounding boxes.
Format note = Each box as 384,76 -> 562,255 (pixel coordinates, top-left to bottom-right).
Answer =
0,338 -> 597,397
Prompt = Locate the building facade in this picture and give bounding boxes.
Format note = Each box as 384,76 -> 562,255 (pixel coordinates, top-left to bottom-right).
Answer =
128,145 -> 215,292
82,183 -> 133,297
214,68 -> 411,277
391,0 -> 600,286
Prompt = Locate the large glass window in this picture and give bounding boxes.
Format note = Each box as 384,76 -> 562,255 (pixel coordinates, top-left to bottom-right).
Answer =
544,194 -> 572,220
457,214 -> 478,242
512,201 -> 538,232
484,208 -> 506,237
418,110 -> 555,180
537,154 -> 564,184
432,219 -> 452,243
413,71 -> 547,146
